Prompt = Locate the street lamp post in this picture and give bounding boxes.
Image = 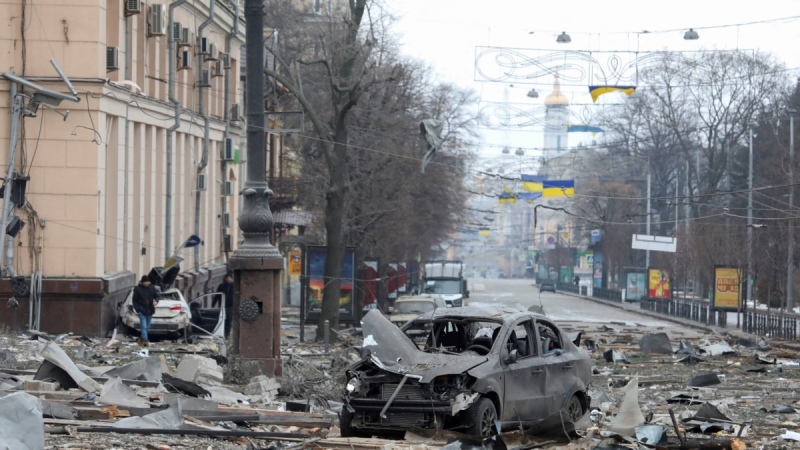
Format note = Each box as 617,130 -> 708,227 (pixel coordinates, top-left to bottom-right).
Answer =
788,108 -> 797,312
645,160 -> 651,268
228,0 -> 285,377
746,123 -> 755,329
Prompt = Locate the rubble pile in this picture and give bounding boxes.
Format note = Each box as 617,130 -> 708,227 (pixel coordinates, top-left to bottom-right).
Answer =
0,329 -> 339,450
557,320 -> 800,449
7,315 -> 800,449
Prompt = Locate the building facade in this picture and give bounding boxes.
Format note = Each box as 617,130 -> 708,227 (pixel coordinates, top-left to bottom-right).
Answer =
0,0 -> 278,335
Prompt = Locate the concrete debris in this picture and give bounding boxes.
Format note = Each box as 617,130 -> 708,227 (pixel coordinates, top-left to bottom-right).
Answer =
38,341 -> 102,393
111,399 -> 183,429
203,385 -> 249,406
0,392 -> 44,450
603,349 -> 630,363
23,379 -> 60,391
634,424 -> 665,445
99,376 -> 151,409
688,373 -> 721,387
638,332 -> 673,354
607,376 -> 644,436
699,340 -> 737,356
105,355 -> 162,382
244,375 -> 281,399
176,355 -> 223,386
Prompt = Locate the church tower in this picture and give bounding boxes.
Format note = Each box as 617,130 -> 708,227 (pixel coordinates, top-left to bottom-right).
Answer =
543,74 -> 569,160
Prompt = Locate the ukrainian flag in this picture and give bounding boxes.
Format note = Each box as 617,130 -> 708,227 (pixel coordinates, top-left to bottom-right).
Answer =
542,180 -> 575,198
567,125 -> 604,134
521,174 -> 545,193
516,192 -> 542,202
498,191 -> 517,204
478,227 -> 491,236
588,86 -> 636,103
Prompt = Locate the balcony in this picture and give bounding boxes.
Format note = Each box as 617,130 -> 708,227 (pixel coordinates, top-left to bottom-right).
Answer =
267,177 -> 302,211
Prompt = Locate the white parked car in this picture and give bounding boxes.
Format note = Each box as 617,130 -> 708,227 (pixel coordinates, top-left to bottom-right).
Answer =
390,295 -> 446,326
118,286 -> 192,338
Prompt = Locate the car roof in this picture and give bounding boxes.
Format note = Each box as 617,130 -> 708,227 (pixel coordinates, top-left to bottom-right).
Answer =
410,305 -> 547,324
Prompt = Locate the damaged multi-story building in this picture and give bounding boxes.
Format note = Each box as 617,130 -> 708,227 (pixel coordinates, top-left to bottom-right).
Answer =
0,0 -> 292,335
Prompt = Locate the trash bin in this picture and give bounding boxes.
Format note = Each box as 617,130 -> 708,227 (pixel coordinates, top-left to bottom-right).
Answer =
580,286 -> 587,296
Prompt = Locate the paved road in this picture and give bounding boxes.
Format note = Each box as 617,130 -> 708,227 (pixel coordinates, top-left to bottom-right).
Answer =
468,278 -> 679,328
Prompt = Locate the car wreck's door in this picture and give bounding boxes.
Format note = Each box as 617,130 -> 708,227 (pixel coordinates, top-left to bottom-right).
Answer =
535,318 -> 574,415
501,319 -> 549,423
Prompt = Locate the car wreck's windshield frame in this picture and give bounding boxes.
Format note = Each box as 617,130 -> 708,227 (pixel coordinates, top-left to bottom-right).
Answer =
402,316 -> 504,354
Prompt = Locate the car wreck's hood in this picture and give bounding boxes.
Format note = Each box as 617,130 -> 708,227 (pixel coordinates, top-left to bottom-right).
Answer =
361,309 -> 487,383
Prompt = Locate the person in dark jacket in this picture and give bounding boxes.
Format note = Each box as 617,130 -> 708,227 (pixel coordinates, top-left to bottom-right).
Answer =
213,273 -> 234,337
132,275 -> 160,346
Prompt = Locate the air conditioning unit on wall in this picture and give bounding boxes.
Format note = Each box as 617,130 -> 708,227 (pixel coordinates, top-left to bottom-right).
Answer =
222,53 -> 231,69
172,22 -> 182,41
230,103 -> 242,122
148,4 -> 167,37
106,46 -> 119,72
213,60 -> 224,77
223,181 -> 233,196
223,138 -> 234,161
179,28 -> 191,47
205,44 -> 218,62
124,0 -> 142,16
222,212 -> 231,228
200,69 -> 211,87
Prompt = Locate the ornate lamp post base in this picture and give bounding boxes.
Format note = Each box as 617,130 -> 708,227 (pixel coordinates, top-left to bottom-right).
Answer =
230,185 -> 285,378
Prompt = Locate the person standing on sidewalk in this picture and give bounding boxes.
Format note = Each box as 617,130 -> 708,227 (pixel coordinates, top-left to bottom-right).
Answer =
132,275 -> 159,346
213,273 -> 235,338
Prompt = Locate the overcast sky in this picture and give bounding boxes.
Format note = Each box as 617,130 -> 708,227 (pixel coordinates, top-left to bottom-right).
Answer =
387,1 -> 800,162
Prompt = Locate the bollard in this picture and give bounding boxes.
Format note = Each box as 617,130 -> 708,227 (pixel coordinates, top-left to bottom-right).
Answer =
324,319 -> 330,353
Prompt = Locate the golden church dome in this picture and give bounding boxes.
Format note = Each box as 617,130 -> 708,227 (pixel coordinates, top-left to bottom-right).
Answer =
544,75 -> 568,106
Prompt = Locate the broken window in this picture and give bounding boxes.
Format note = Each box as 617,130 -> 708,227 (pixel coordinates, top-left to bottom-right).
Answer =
536,320 -> 563,355
508,320 -> 537,358
404,318 -> 501,355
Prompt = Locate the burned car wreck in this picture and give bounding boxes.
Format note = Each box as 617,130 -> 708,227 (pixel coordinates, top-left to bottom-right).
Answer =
342,307 -> 592,437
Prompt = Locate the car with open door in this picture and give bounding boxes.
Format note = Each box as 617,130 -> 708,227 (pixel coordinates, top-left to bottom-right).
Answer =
341,307 -> 592,437
117,265 -> 192,339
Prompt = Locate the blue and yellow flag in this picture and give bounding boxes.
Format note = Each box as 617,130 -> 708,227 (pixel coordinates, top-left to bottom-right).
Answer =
520,174 -> 545,193
542,180 -> 575,198
567,125 -> 604,134
516,192 -> 542,201
588,85 -> 636,102
498,189 -> 517,204
478,227 -> 491,236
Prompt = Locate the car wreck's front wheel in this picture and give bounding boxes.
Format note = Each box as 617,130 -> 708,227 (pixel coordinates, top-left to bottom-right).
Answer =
566,394 -> 584,422
463,397 -> 497,436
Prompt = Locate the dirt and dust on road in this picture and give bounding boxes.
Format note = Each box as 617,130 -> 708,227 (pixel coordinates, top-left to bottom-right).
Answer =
4,287 -> 800,449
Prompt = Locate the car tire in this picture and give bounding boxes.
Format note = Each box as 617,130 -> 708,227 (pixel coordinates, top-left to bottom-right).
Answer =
182,323 -> 192,343
463,397 -> 497,436
566,394 -> 584,422
339,407 -> 359,438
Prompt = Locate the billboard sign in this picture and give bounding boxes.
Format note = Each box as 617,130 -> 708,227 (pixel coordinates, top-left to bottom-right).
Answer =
713,266 -> 742,310
625,269 -> 647,301
302,246 -> 356,321
647,268 -> 670,300
288,251 -> 302,276
632,234 -> 677,253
